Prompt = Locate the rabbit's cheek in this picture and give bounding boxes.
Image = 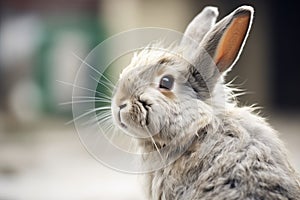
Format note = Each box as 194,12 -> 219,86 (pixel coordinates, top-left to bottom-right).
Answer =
146,112 -> 161,135
147,104 -> 167,134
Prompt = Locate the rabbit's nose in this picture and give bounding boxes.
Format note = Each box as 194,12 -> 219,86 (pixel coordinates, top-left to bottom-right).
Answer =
119,103 -> 127,110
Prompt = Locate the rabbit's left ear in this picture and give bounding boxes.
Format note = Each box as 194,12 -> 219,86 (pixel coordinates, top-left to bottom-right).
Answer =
180,6 -> 219,50
200,6 -> 254,73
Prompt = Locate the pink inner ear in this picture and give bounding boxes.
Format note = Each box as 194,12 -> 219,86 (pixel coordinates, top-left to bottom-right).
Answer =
214,14 -> 250,72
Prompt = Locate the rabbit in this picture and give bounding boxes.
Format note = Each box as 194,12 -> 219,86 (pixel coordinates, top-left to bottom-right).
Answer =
111,5 -> 300,200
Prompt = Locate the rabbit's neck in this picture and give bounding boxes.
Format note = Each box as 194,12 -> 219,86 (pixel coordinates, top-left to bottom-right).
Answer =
141,120 -> 210,158
141,129 -> 200,162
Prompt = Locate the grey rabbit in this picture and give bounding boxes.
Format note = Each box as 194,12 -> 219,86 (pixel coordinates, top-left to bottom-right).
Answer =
111,5 -> 300,200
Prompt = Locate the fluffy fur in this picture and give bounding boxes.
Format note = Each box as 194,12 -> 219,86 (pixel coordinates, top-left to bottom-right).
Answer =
111,5 -> 300,200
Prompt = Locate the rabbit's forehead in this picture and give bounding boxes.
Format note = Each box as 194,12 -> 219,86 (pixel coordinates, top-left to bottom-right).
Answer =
120,62 -> 156,80
121,55 -> 174,78
119,63 -> 162,87
123,49 -> 186,76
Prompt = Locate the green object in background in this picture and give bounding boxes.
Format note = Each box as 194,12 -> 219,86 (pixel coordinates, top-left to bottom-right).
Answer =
35,14 -> 107,117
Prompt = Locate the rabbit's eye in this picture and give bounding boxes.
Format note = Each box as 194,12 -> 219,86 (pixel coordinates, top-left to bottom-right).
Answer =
159,75 -> 174,90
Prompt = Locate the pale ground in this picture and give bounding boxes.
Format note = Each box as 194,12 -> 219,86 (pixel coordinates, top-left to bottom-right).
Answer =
0,113 -> 299,200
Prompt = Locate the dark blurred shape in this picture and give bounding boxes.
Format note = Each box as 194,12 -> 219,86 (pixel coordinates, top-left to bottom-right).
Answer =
189,0 -> 300,113
271,0 -> 300,111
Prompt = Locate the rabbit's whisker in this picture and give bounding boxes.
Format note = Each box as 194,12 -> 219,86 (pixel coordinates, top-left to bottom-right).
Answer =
101,72 -> 118,84
148,132 -> 165,165
83,110 -> 112,125
93,91 -> 113,101
98,116 -> 113,125
72,96 -> 111,100
71,52 -> 115,87
66,106 -> 111,125
96,114 -> 112,123
57,80 -> 106,97
60,99 -> 111,106
89,75 -> 115,92
102,122 -> 114,134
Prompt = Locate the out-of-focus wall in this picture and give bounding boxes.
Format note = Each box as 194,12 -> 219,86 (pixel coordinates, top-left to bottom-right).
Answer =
0,0 -> 105,131
101,0 -> 191,33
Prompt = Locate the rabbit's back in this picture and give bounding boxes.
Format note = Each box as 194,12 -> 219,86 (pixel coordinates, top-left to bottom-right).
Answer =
147,108 -> 300,200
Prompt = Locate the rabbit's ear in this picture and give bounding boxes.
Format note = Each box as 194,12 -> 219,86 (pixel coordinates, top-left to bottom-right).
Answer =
180,6 -> 219,49
200,5 -> 254,73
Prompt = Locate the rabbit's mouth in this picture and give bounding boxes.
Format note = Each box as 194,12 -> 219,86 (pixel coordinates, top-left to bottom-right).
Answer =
136,98 -> 152,126
112,98 -> 154,138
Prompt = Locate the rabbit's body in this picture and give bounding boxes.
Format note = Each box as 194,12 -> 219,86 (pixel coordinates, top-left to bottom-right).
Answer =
145,107 -> 300,199
111,5 -> 300,200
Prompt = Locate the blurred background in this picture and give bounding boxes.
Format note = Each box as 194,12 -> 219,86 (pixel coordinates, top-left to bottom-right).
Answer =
0,0 -> 299,199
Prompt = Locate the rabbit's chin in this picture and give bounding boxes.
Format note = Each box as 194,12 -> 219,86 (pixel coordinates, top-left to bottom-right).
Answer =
111,110 -> 158,139
116,117 -> 161,139
118,123 -> 151,139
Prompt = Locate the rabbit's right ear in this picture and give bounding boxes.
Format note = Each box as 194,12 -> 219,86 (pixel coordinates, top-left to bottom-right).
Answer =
199,6 -> 254,73
186,6 -> 254,99
180,6 -> 219,50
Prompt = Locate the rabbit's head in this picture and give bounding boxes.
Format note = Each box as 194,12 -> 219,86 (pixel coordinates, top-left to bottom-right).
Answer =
111,6 -> 254,145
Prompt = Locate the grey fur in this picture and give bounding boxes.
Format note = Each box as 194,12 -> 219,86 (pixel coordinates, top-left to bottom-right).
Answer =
181,6 -> 219,53
145,109 -> 300,200
111,5 -> 300,200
